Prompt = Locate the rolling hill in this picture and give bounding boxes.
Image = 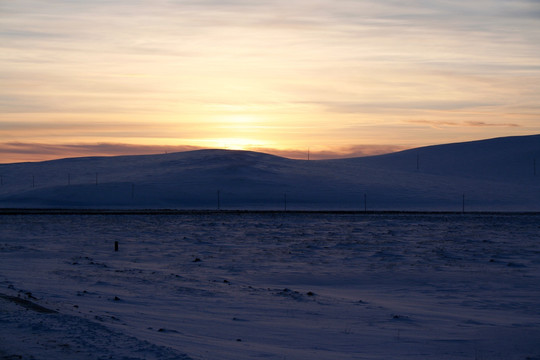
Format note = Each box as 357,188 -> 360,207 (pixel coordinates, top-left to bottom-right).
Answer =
1,135 -> 539,211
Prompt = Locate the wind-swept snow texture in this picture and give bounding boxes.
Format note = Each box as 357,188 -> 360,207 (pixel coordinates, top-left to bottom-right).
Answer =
1,213 -> 539,359
1,135 -> 539,211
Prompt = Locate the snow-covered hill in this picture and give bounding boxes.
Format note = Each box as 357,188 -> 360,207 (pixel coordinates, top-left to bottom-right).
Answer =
1,135 -> 539,211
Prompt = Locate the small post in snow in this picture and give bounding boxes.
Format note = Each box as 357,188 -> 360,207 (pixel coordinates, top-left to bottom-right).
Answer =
114,241 -> 119,252
364,193 -> 367,213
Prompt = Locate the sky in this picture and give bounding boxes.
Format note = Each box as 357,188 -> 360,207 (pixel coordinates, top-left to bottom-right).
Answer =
1,0 -> 540,163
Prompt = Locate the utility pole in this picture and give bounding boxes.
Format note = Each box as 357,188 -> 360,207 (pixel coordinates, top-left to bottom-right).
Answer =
364,193 -> 367,213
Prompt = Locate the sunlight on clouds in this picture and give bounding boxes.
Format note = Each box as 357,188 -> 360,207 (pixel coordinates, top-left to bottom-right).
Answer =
0,0 -> 539,162
197,137 -> 270,151
214,114 -> 262,131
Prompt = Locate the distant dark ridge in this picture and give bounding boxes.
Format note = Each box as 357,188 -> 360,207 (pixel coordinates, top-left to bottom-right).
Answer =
1,208 -> 539,216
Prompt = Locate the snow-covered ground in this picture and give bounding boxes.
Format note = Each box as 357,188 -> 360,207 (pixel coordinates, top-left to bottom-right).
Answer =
1,134 -> 539,211
1,212 -> 539,359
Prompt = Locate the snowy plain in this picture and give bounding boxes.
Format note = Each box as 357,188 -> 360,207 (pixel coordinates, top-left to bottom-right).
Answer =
1,135 -> 540,359
1,212 -> 540,359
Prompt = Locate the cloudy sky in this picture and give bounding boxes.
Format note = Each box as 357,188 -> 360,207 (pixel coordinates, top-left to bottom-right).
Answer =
1,0 -> 540,162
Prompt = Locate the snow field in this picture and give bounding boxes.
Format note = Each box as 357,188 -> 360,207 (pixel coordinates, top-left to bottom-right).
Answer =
1,213 -> 540,359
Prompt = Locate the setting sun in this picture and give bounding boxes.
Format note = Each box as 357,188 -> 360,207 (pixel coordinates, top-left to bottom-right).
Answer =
208,137 -> 269,151
0,1 -> 540,356
1,0 -> 539,163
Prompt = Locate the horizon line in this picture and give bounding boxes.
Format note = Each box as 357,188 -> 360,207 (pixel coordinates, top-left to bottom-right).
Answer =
0,142 -> 410,164
1,133 -> 538,165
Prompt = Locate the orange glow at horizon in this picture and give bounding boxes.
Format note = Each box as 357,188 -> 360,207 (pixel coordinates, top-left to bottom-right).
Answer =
1,1 -> 539,163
